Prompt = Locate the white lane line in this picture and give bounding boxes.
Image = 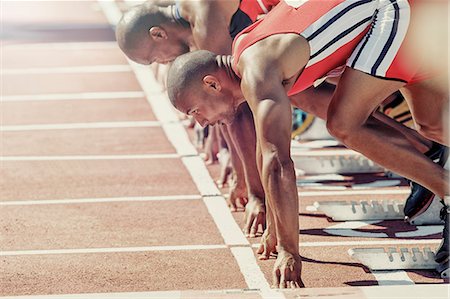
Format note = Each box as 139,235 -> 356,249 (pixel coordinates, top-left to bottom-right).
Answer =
230,247 -> 271,291
0,154 -> 179,161
371,271 -> 414,286
291,149 -> 360,156
99,1 -> 278,295
1,285 -> 448,299
362,284 -> 450,298
0,291 -> 182,299
3,41 -> 118,50
0,195 -> 202,206
0,245 -> 228,256
1,91 -> 145,102
298,188 -> 410,197
251,239 -> 441,248
3,65 -> 132,75
0,121 -> 160,131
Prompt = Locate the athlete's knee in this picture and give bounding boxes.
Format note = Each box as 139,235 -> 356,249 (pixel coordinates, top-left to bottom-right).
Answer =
326,108 -> 357,141
416,121 -> 445,144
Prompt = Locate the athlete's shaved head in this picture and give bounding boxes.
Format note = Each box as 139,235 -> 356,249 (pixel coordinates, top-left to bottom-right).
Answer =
116,2 -> 166,63
167,50 -> 218,110
115,1 -> 190,64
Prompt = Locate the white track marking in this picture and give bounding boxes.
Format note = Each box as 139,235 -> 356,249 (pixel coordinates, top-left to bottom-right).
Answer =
0,245 -> 228,256
297,183 -> 348,190
1,285 -> 448,299
98,1 -> 275,293
0,291 -> 182,299
292,149 -> 360,156
298,189 -> 410,197
0,154 -> 179,161
0,195 -> 202,206
251,239 -> 441,248
3,65 -> 132,74
1,91 -> 145,102
371,271 -> 414,286
362,284 -> 450,298
0,121 -> 160,131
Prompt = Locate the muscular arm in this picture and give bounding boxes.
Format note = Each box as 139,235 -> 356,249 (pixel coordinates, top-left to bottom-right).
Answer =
237,36 -> 309,287
241,68 -> 299,254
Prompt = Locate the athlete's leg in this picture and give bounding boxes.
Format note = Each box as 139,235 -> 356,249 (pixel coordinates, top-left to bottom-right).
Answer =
400,77 -> 449,146
326,68 -> 448,197
291,83 -> 432,154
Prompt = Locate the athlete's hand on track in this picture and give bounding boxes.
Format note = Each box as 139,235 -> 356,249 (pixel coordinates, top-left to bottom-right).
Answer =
226,181 -> 248,212
272,250 -> 304,289
257,228 -> 277,260
243,197 -> 266,237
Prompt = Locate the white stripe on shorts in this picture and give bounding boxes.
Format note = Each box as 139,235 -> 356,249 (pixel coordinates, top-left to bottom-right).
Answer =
347,0 -> 410,78
302,0 -> 378,67
256,0 -> 269,14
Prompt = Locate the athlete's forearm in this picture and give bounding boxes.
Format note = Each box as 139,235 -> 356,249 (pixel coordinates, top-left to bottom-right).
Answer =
262,153 -> 299,253
227,103 -> 265,202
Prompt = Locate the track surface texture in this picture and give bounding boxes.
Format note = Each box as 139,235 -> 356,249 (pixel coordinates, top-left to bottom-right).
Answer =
1,1 -> 448,298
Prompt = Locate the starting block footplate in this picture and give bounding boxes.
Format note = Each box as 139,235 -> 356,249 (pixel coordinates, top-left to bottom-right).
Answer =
349,247 -> 439,271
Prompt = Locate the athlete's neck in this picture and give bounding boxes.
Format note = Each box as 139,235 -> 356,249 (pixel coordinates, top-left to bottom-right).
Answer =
217,55 -> 240,83
216,55 -> 245,106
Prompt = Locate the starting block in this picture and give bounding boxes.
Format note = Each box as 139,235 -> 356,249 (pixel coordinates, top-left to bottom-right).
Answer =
313,200 -> 404,221
313,198 -> 444,224
349,247 -> 441,270
291,149 -> 384,175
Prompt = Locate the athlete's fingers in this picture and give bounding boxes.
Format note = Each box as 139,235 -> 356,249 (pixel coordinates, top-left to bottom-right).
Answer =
243,213 -> 255,237
257,243 -> 264,254
279,268 -> 288,289
250,215 -> 261,238
239,197 -> 249,207
272,269 -> 280,288
298,277 -> 305,288
227,198 -> 237,212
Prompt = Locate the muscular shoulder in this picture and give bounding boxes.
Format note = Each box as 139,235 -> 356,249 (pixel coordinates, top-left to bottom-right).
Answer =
180,0 -> 239,23
237,34 -> 309,89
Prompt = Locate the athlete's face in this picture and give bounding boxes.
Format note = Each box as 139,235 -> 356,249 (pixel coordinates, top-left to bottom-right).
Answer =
128,29 -> 190,65
179,88 -> 236,127
147,38 -> 190,64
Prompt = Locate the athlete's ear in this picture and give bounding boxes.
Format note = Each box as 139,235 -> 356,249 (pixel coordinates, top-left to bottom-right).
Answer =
203,75 -> 222,92
149,27 -> 168,41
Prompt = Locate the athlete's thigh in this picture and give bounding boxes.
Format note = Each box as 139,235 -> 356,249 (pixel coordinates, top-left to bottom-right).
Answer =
328,68 -> 405,125
400,78 -> 449,129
